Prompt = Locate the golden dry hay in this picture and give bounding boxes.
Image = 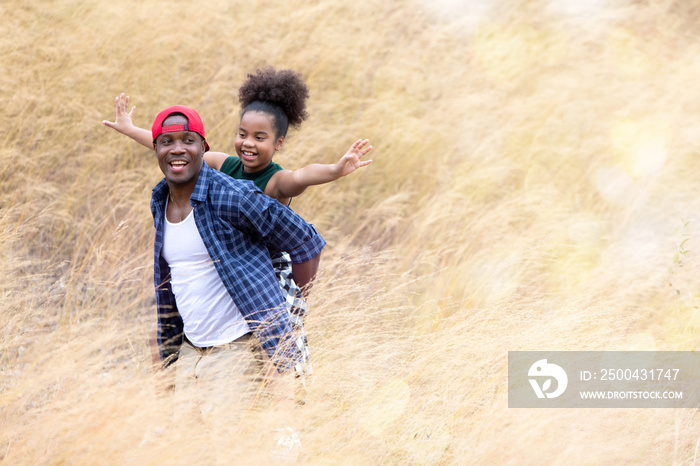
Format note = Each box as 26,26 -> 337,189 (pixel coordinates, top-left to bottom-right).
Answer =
2,0 -> 700,463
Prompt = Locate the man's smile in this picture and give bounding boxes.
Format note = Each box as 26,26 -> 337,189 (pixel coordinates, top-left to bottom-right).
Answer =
169,159 -> 189,172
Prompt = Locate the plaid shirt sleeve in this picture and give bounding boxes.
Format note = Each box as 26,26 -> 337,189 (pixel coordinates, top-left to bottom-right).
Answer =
233,187 -> 326,264
150,184 -> 184,368
190,168 -> 325,370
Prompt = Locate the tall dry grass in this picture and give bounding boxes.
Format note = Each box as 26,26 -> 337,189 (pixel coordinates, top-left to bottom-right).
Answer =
2,0 -> 700,463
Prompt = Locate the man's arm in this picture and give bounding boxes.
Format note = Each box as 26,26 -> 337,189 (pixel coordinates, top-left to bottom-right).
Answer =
230,182 -> 326,285
291,251 -> 321,296
266,139 -> 373,199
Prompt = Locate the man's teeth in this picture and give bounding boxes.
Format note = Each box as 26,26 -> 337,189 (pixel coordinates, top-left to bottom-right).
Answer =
171,161 -> 187,166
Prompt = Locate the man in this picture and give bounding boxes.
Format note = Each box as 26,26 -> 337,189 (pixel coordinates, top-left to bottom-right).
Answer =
148,105 -> 325,428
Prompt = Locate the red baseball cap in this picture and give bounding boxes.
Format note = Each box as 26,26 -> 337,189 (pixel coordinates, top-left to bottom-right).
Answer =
151,105 -> 210,152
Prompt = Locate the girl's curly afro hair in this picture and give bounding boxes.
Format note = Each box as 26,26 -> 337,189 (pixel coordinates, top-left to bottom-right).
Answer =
238,67 -> 309,138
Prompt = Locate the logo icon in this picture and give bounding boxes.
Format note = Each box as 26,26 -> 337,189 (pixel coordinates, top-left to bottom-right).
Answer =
528,359 -> 568,399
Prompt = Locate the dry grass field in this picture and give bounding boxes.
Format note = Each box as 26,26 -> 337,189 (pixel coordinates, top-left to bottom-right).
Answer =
2,0 -> 700,464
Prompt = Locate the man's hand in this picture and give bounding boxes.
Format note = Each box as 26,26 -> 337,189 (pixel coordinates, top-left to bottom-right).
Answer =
148,322 -> 162,372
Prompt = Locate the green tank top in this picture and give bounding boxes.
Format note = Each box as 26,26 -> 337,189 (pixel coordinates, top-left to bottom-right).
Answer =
219,157 -> 289,257
219,156 -> 284,192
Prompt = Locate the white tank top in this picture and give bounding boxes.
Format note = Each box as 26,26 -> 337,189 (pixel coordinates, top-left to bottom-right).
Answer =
161,201 -> 250,347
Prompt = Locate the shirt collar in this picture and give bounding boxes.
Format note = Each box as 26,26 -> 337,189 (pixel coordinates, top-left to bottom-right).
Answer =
152,178 -> 168,202
151,161 -> 211,204
189,161 -> 210,205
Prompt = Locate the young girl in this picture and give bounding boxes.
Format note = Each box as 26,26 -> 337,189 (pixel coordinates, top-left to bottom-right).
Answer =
103,67 -> 372,384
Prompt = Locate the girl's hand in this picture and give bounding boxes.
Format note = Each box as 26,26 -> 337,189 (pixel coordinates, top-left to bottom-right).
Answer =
335,139 -> 373,177
102,93 -> 136,135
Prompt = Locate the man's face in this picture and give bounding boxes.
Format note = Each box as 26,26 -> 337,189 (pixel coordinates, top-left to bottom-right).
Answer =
154,114 -> 205,187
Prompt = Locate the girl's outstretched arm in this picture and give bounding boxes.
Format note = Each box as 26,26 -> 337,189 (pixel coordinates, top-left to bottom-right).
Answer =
203,151 -> 230,170
102,93 -> 153,149
267,139 -> 373,199
102,93 -> 228,169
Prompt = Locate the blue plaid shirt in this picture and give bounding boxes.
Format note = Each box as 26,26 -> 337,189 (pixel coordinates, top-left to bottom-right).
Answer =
151,162 -> 325,370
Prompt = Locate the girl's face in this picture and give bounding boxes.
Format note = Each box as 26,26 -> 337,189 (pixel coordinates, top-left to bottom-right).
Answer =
235,111 -> 284,173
